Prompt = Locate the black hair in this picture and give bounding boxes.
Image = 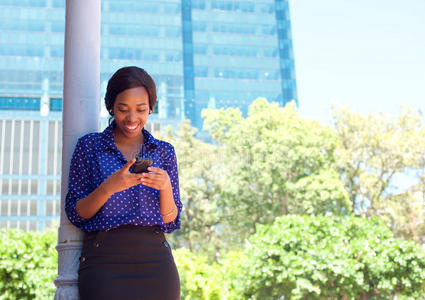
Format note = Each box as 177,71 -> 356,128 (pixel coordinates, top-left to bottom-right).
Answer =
105,66 -> 157,117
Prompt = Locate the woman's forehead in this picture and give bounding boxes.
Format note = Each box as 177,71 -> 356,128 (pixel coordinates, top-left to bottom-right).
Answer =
115,87 -> 149,105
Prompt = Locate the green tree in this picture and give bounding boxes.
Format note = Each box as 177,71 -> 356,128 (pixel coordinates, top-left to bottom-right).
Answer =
202,98 -> 350,241
380,185 -> 425,244
156,120 -> 223,258
333,106 -> 425,241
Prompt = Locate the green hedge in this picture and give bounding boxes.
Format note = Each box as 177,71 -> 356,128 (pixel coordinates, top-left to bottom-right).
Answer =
0,229 -> 57,299
238,216 -> 425,299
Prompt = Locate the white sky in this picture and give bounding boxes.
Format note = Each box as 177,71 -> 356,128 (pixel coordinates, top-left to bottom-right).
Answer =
290,0 -> 425,124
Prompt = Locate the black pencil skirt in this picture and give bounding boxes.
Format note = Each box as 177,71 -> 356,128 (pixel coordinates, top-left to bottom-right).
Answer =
78,224 -> 180,300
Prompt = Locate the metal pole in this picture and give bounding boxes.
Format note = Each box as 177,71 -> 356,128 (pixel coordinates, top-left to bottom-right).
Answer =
54,0 -> 100,298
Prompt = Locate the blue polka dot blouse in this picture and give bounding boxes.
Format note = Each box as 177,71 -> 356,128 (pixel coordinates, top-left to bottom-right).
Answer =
65,121 -> 183,233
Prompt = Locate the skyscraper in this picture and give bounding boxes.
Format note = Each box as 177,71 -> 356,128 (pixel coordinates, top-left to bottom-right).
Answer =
182,0 -> 297,128
0,0 -> 297,231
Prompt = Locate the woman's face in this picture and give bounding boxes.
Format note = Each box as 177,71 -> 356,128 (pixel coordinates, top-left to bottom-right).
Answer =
112,86 -> 150,140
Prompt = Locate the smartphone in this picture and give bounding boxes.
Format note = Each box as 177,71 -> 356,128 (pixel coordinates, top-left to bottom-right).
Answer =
131,158 -> 153,173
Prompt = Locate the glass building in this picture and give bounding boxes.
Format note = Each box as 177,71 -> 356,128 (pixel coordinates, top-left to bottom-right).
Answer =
184,0 -> 297,128
0,0 -> 297,231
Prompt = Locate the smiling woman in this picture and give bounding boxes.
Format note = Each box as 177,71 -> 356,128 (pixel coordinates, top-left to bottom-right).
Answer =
65,66 -> 182,300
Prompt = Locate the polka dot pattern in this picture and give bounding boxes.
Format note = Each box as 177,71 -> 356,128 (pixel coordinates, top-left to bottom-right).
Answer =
65,121 -> 182,233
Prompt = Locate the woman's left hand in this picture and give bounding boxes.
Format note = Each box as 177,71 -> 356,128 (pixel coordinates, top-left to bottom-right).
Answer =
140,167 -> 171,191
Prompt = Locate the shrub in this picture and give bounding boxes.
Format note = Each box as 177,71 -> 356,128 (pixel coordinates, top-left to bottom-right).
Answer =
0,229 -> 57,299
238,215 -> 425,299
173,248 -> 221,300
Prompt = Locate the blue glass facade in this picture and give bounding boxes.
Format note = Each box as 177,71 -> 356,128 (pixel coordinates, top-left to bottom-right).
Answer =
0,0 -> 297,129
188,0 -> 297,128
0,0 -> 185,122
181,0 -> 197,126
100,0 -> 184,122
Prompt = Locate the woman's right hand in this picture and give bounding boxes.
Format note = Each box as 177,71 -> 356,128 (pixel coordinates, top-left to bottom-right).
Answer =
100,159 -> 143,196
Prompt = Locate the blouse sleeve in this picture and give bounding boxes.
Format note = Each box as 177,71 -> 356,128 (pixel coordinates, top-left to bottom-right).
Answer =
65,138 -> 93,228
161,144 -> 183,233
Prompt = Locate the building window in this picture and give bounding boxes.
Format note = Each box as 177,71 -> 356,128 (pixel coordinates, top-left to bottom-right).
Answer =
195,67 -> 208,77
0,45 -> 43,57
108,1 -> 159,13
109,24 -> 159,37
0,97 -> 40,111
192,0 -> 206,10
0,20 -> 44,32
109,48 -> 159,61
50,98 -> 62,111
0,0 -> 46,7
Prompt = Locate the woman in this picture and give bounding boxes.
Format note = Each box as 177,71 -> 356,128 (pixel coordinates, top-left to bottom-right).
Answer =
65,66 -> 182,300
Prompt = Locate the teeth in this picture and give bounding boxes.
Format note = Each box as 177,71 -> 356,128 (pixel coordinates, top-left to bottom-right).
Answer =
126,124 -> 138,130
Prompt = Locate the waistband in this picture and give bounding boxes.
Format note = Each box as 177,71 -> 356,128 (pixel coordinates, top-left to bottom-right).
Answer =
84,224 -> 161,237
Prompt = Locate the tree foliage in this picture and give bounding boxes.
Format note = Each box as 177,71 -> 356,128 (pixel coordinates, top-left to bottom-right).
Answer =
333,106 -> 425,242
156,120 -> 223,258
202,98 -> 351,241
382,188 -> 425,243
239,215 -> 425,299
173,248 -> 222,300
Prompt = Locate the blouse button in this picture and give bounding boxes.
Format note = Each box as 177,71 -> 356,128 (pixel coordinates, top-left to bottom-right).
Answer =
163,241 -> 169,248
94,243 -> 99,248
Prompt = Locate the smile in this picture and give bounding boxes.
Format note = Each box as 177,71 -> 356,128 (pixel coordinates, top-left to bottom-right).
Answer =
125,123 -> 140,132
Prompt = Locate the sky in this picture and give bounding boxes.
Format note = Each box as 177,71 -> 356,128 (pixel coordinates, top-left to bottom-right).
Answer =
289,0 -> 425,125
